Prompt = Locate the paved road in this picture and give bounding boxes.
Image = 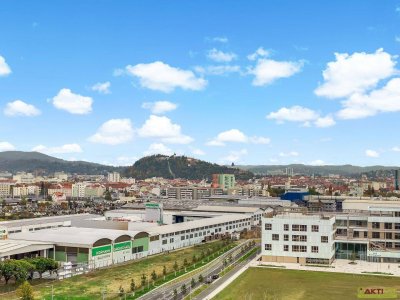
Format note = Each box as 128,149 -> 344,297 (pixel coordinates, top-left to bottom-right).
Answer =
193,248 -> 260,300
138,241 -> 254,300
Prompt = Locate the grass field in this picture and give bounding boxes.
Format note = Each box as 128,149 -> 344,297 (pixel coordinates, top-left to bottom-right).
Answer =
1,240 -> 230,300
213,267 -> 400,300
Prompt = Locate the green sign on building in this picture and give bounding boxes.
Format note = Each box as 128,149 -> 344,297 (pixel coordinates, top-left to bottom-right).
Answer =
114,241 -> 132,252
145,203 -> 160,208
92,245 -> 112,257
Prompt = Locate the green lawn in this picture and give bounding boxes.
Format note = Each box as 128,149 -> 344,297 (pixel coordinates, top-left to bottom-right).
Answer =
1,240 -> 231,300
213,267 -> 400,300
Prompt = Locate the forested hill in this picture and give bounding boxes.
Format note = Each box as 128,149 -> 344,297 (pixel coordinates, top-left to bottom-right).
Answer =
124,155 -> 254,180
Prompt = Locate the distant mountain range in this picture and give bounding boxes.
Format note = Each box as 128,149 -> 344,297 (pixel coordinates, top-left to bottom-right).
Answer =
238,164 -> 399,176
0,151 -> 398,178
0,151 -> 122,175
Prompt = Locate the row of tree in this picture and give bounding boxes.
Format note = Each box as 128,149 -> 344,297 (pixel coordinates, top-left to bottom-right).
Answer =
0,257 -> 58,284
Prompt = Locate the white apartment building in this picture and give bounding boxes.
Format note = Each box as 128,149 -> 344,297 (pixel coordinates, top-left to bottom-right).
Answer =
13,172 -> 35,184
0,180 -> 15,197
262,212 -> 336,264
72,183 -> 87,198
107,172 -> 121,183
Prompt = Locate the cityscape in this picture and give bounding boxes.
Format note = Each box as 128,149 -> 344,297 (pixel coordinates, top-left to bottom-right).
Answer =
1,1 -> 400,300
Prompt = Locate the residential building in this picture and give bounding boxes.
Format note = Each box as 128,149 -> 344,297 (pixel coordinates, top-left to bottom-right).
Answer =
212,174 -> 235,190
107,172 -> 121,183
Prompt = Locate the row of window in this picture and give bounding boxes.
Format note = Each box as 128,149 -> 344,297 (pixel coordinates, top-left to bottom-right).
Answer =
264,244 -> 319,253
371,222 -> 400,230
270,234 -> 328,243
265,224 -> 319,232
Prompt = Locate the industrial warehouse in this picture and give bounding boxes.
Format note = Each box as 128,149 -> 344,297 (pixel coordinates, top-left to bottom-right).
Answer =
0,203 -> 254,268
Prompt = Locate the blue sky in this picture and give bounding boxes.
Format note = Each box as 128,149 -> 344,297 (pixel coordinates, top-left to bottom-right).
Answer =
1,1 -> 400,167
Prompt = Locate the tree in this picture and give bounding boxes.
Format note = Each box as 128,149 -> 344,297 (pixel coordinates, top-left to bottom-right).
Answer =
183,258 -> 188,267
104,190 -> 112,201
130,279 -> 135,292
192,254 -> 197,264
140,273 -> 147,289
181,283 -> 187,295
173,288 -> 178,300
151,270 -> 157,282
191,277 -> 196,288
162,265 -> 167,279
198,274 -> 204,283
200,251 -> 205,260
173,261 -> 179,275
16,281 -> 34,300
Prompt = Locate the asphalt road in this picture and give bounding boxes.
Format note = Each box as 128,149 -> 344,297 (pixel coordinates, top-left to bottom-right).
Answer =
138,241 -> 255,300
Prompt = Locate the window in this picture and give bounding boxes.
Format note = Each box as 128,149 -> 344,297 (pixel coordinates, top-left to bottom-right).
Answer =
364,231 -> 368,238
395,233 -> 400,240
395,223 -> 400,230
353,231 -> 359,238
372,222 -> 380,229
385,232 -> 392,239
292,235 -> 307,242
311,225 -> 319,232
265,244 -> 272,251
384,223 -> 392,230
321,236 -> 328,243
292,245 -> 307,252
372,232 -> 380,239
181,236 -> 185,240
272,234 -> 279,241
284,234 -> 289,241
170,238 -> 174,243
292,224 -> 307,232
311,246 -> 319,253
283,245 -> 289,252
284,224 -> 289,231
162,239 -> 167,245
265,223 -> 272,230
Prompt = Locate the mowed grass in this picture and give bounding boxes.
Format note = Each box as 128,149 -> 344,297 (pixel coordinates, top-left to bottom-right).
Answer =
213,267 -> 400,300
2,240 -> 227,300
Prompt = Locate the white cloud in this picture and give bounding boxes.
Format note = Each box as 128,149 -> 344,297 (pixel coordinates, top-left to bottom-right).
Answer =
249,58 -> 303,86
144,143 -> 173,156
220,149 -> 248,164
207,129 -> 270,146
88,119 -> 134,145
4,100 -> 41,117
195,65 -> 240,75
279,151 -> 299,157
191,148 -> 205,156
0,142 -> 15,151
337,78 -> 400,119
51,88 -> 93,114
125,61 -> 207,93
212,36 -> 228,43
365,149 -> 380,158
391,146 -> 400,152
247,47 -> 270,61
0,55 -> 11,76
315,49 -> 397,99
32,143 -> 83,154
267,106 -> 335,128
309,159 -> 325,166
207,49 -> 237,62
91,81 -> 111,94
138,115 -> 193,144
395,36 -> 400,43
267,106 -> 319,124
314,115 -> 336,128
141,101 -> 177,114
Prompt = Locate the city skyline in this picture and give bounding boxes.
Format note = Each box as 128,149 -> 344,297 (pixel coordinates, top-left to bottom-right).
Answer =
1,1 -> 400,167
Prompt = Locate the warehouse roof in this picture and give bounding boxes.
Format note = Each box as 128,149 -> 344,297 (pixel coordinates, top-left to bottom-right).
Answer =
146,214 -> 251,235
9,227 -> 145,248
0,240 -> 53,258
192,205 -> 261,213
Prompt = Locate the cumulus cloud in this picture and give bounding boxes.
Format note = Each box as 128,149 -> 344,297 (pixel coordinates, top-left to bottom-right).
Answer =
220,149 -> 248,164
138,115 -> 193,144
51,88 -> 93,114
365,149 -> 380,158
144,143 -> 173,156
0,142 -> 15,151
212,36 -> 228,43
91,81 -> 111,94
267,106 -> 335,128
125,61 -> 207,93
4,100 -> 41,117
0,55 -> 11,76
247,47 -> 270,61
315,49 -> 397,99
207,129 -> 270,146
207,49 -> 237,62
392,146 -> 400,152
337,78 -> 400,119
249,58 -> 303,86
141,101 -> 177,114
194,65 -> 240,76
32,143 -> 83,154
88,119 -> 134,145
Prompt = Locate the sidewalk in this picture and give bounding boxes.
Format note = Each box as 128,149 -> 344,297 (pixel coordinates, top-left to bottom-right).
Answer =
253,259 -> 400,276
